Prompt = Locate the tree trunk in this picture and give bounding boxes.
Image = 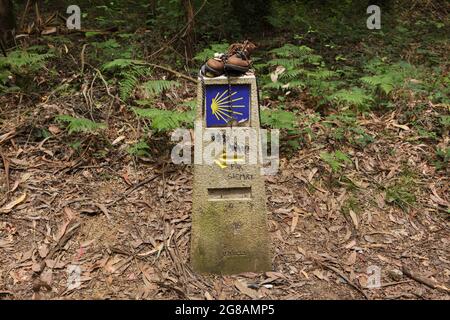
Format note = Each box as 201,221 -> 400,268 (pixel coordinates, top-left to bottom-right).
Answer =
0,0 -> 15,32
0,0 -> 14,55
182,0 -> 195,65
149,0 -> 156,16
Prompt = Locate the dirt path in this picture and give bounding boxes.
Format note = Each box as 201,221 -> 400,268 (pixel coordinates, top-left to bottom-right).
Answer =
0,101 -> 448,300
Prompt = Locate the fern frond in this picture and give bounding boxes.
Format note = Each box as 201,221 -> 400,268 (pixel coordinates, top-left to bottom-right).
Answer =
181,100 -> 197,110
261,109 -> 297,129
56,115 -> 107,134
101,58 -> 143,72
118,67 -> 148,100
320,150 -> 351,173
0,51 -> 53,72
270,44 -> 313,58
127,140 -> 151,157
263,81 -> 286,90
267,58 -> 302,69
361,74 -> 396,94
0,70 -> 11,85
102,59 -> 149,100
305,69 -> 335,79
278,68 -> 306,80
331,87 -> 374,107
142,80 -> 180,96
287,80 -> 307,89
133,108 -> 193,132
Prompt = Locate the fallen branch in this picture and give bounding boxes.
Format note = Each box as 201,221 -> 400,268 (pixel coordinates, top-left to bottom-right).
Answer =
0,151 -> 10,197
138,62 -> 197,84
94,68 -> 117,101
80,44 -> 88,75
47,222 -> 81,260
379,280 -> 413,288
0,130 -> 16,145
35,222 -> 80,275
402,265 -> 450,294
108,169 -> 176,207
314,259 -> 369,300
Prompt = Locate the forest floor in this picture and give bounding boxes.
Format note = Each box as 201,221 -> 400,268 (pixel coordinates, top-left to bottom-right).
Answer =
0,83 -> 449,300
0,1 -> 449,300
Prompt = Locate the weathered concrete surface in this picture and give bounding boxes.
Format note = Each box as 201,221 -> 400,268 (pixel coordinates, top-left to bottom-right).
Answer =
191,74 -> 271,274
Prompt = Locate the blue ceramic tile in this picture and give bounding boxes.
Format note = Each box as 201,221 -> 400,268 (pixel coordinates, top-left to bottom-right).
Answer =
205,84 -> 250,127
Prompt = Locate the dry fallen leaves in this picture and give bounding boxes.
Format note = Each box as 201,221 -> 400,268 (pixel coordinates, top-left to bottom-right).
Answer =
290,213 -> 299,233
234,279 -> 259,299
349,210 -> 359,229
0,193 -> 27,214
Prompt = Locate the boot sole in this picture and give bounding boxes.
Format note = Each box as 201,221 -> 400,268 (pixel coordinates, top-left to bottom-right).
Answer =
224,64 -> 249,74
204,64 -> 224,77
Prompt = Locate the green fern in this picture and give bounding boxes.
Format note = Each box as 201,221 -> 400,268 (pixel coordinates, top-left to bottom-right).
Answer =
265,44 -> 340,104
142,79 -> 180,97
0,70 -> 11,85
127,140 -> 151,157
102,58 -> 142,72
90,39 -> 131,61
278,68 -> 308,81
261,109 -> 297,129
0,49 -> 53,92
360,60 -> 419,95
270,44 -> 314,58
361,74 -> 396,94
56,115 -> 107,134
331,87 -> 374,109
119,67 -> 148,100
133,107 -> 193,132
267,58 -> 303,69
305,69 -> 335,80
320,150 -> 352,173
102,59 -> 149,100
181,100 -> 197,110
0,50 -> 53,72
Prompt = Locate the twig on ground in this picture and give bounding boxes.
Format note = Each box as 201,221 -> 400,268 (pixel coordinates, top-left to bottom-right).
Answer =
0,151 -> 10,198
0,130 -> 17,146
80,43 -> 88,75
108,168 -> 177,207
379,280 -> 413,288
402,265 -> 450,293
94,68 -> 115,100
47,222 -> 81,259
35,222 -> 81,275
316,260 -> 369,299
0,216 -> 49,238
139,62 -> 197,83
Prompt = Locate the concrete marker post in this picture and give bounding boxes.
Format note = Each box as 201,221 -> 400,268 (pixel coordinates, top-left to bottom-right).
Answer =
191,73 -> 271,274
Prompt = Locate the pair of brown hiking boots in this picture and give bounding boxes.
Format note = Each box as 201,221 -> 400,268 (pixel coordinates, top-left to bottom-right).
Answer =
200,41 -> 257,78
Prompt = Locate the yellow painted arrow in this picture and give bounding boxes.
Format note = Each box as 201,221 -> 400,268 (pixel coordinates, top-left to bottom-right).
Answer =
214,151 -> 245,169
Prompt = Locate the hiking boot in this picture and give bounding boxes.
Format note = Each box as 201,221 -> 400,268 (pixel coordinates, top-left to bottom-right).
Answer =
224,41 -> 256,75
228,41 -> 257,57
199,41 -> 257,77
206,57 -> 225,75
224,51 -> 251,74
200,53 -> 226,77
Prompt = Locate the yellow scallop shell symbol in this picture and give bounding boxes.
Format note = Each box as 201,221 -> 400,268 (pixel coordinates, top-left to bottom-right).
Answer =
210,89 -> 246,123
